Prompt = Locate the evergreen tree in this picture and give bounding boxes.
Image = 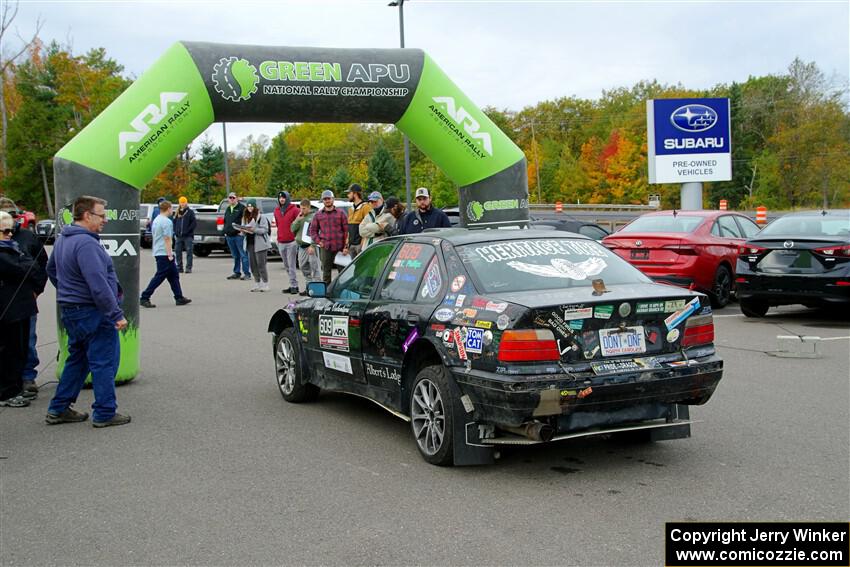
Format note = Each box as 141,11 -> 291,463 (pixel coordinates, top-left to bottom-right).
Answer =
266,133 -> 304,193
330,167 -> 352,193
191,138 -> 223,203
366,142 -> 403,195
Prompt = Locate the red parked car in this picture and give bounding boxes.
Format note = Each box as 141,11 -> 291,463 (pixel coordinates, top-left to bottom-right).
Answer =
0,197 -> 36,229
602,210 -> 761,307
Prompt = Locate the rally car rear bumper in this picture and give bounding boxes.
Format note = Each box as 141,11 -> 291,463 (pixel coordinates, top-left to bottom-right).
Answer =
451,353 -> 723,432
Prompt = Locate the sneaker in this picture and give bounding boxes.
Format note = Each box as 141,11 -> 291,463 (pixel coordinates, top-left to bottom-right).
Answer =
249,282 -> 261,292
289,287 -> 299,295
45,407 -> 89,425
240,274 -> 251,280
92,413 -> 131,428
0,395 -> 30,408
23,381 -> 38,394
226,273 -> 241,280
259,282 -> 270,292
175,297 -> 192,306
140,299 -> 156,308
185,269 -> 192,274
21,388 -> 37,400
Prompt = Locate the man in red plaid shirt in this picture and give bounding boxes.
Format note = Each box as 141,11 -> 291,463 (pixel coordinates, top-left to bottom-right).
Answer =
308,189 -> 349,285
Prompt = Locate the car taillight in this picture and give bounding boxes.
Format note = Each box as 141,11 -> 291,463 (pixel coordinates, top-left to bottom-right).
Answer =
682,314 -> 714,347
662,244 -> 699,255
497,329 -> 560,362
813,244 -> 850,257
738,245 -> 767,255
216,215 -> 224,231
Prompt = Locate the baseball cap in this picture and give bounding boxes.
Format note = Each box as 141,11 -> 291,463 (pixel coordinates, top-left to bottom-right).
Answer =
227,192 -> 237,198
415,187 -> 430,198
347,183 -> 363,195
385,196 -> 400,210
178,196 -> 188,204
367,191 -> 382,202
321,189 -> 334,200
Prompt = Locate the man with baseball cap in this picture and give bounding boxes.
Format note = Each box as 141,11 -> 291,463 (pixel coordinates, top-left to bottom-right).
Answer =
273,191 -> 301,294
367,191 -> 384,216
345,183 -> 372,259
173,196 -> 196,273
223,192 -> 250,280
308,189 -> 348,285
397,187 -> 451,235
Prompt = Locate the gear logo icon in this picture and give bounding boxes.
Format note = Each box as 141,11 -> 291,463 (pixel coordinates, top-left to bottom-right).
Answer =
466,201 -> 485,222
212,57 -> 259,102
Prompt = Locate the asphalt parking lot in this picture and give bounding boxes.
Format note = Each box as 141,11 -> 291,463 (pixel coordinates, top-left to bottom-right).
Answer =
1,250 -> 848,566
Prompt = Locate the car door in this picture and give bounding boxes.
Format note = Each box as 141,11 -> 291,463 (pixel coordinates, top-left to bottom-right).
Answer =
361,241 -> 446,411
714,215 -> 747,264
310,242 -> 397,389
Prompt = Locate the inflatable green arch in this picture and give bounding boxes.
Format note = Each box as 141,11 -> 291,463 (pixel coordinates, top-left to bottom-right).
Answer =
53,42 -> 529,382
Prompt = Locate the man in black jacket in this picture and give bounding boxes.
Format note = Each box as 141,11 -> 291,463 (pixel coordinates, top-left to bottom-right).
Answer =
3,202 -> 47,398
397,187 -> 452,234
173,197 -> 197,274
0,211 -> 46,407
222,192 -> 250,280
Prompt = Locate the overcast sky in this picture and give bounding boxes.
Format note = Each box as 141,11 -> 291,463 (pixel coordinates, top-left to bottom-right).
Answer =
12,0 -> 850,152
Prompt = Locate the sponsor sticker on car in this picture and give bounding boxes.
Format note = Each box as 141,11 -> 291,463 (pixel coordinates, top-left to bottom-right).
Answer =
465,328 -> 484,354
319,315 -> 349,352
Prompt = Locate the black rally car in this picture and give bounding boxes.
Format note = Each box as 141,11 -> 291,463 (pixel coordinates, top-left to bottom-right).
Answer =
268,229 -> 723,466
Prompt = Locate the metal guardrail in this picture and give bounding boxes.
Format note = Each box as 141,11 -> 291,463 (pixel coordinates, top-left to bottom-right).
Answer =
529,203 -> 660,212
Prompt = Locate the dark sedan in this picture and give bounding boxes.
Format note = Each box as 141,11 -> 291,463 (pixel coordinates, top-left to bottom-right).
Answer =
268,229 -> 723,466
736,210 -> 850,317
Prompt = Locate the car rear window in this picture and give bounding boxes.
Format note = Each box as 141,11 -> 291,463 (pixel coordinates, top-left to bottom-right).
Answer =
457,238 -> 650,293
758,215 -> 850,237
618,215 -> 704,234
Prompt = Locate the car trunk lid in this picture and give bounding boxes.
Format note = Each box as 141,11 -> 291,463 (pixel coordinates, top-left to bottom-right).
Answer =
603,233 -> 693,265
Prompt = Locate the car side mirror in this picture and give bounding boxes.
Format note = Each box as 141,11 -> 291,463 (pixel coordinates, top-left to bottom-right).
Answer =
306,281 -> 326,298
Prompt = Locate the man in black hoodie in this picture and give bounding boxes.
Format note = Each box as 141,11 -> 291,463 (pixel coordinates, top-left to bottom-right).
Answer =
173,197 -> 197,273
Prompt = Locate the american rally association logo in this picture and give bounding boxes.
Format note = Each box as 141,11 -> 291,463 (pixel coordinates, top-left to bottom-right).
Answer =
212,57 -> 260,102
670,104 -> 718,133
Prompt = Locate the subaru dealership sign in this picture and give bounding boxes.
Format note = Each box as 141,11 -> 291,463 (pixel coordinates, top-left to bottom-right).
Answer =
647,98 -> 731,184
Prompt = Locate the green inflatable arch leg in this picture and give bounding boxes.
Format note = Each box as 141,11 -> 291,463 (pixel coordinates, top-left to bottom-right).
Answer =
53,41 -> 529,382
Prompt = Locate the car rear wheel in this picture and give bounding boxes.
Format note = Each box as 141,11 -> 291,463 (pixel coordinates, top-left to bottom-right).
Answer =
193,246 -> 211,257
710,265 -> 732,308
275,328 -> 319,403
740,298 -> 769,318
410,365 -> 454,466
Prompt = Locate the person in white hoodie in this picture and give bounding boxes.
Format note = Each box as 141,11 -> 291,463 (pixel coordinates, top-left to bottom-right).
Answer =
236,199 -> 272,292
359,197 -> 404,250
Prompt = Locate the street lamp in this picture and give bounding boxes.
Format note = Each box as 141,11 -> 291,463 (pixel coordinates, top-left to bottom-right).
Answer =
389,0 -> 412,211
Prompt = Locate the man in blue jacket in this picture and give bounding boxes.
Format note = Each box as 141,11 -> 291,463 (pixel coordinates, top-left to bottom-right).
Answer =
397,187 -> 452,234
45,196 -> 131,428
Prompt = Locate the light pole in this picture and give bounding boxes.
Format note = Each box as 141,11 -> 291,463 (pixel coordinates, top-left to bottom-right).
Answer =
389,0 -> 412,211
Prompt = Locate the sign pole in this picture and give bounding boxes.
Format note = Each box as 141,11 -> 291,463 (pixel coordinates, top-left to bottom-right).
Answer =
680,182 -> 703,210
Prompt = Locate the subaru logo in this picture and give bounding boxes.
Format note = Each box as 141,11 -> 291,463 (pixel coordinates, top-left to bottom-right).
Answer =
670,104 -> 718,133
783,240 -> 794,249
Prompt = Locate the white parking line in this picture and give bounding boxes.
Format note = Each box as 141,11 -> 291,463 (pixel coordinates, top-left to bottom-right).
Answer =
714,313 -> 744,318
820,336 -> 850,341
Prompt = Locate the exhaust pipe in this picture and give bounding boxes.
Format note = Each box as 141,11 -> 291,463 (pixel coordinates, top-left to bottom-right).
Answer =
503,421 -> 555,442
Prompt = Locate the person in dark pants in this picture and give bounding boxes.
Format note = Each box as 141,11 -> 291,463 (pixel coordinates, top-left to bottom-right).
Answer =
397,187 -> 452,234
308,189 -> 348,285
45,196 -> 130,427
173,196 -> 196,273
1,202 -> 47,398
223,192 -> 250,280
0,211 -> 46,408
140,201 -> 191,309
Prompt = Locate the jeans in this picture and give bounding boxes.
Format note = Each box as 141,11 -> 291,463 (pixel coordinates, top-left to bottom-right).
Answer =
174,236 -> 194,271
141,256 -> 184,301
277,241 -> 299,288
298,246 -> 321,283
23,313 -> 39,382
248,247 -> 269,283
48,305 -> 119,421
0,317 -> 29,400
319,247 -> 337,285
226,234 -> 250,276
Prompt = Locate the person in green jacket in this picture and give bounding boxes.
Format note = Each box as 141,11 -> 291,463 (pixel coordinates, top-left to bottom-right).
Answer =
292,198 -> 320,295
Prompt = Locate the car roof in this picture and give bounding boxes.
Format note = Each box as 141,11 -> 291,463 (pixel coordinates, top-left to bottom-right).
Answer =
774,209 -> 849,217
400,227 -> 592,246
641,209 -> 734,218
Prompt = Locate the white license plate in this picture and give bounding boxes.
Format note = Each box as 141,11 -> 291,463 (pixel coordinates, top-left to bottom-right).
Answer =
599,326 -> 646,357
194,235 -> 202,241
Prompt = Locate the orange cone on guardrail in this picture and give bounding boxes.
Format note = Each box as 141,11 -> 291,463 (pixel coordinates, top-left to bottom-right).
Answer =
719,199 -> 727,210
756,206 -> 767,225
555,201 -> 563,213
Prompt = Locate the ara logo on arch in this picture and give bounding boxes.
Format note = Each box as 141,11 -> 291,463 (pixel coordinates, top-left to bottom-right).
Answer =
432,97 -> 493,156
118,92 -> 191,160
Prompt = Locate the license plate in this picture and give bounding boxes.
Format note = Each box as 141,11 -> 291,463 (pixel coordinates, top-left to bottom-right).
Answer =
599,326 -> 646,357
591,360 -> 643,375
630,249 -> 649,260
194,235 -> 202,241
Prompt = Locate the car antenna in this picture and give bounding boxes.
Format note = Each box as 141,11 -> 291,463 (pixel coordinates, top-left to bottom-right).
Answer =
672,209 -> 678,217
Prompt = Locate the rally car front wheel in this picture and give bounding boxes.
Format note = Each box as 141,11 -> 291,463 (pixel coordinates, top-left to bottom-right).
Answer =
275,328 -> 319,403
410,365 -> 455,466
